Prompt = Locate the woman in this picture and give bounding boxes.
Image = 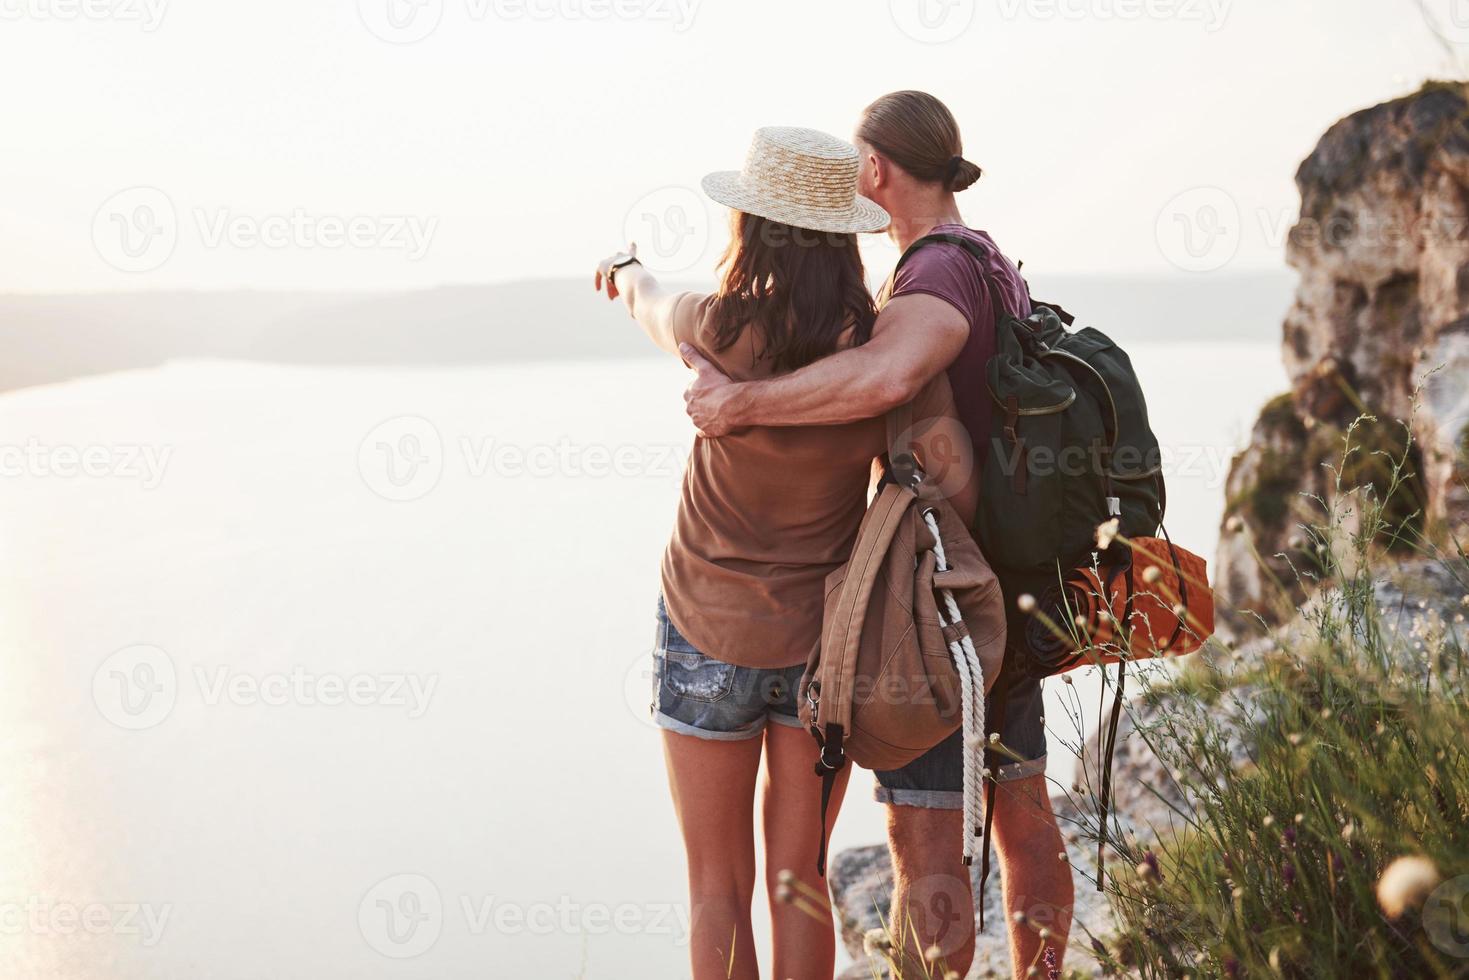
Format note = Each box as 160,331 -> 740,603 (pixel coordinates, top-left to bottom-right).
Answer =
594,126 -> 978,980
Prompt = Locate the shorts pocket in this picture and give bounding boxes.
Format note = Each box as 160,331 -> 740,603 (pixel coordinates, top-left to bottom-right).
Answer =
660,650 -> 736,703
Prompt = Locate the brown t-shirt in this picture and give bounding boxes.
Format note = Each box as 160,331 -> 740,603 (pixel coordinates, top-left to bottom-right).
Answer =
660,293 -> 961,669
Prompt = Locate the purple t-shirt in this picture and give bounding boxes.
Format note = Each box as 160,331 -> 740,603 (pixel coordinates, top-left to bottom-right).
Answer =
887,225 -> 1031,469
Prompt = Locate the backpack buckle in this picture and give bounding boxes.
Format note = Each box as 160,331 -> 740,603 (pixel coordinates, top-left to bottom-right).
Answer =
889,452 -> 921,488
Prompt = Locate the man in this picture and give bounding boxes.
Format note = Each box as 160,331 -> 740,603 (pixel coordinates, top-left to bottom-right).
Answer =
679,91 -> 1074,978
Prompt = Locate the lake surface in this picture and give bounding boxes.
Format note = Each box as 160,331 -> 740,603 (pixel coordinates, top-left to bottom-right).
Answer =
0,345 -> 1285,978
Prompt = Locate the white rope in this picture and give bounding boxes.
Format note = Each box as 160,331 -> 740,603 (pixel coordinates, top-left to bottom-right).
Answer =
922,508 -> 988,864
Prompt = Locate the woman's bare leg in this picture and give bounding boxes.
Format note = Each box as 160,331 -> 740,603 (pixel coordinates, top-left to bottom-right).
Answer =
761,721 -> 850,980
663,729 -> 765,980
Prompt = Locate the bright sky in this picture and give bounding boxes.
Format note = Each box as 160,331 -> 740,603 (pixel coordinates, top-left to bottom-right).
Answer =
0,0 -> 1458,292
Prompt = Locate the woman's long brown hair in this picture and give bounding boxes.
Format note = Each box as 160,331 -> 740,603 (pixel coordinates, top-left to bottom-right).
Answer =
706,211 -> 877,373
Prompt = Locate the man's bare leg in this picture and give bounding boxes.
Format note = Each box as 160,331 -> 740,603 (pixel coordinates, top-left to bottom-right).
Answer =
885,806 -> 974,978
991,773 -> 1073,978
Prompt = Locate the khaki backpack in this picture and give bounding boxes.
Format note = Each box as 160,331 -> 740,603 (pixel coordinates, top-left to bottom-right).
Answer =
799,403 -> 1006,874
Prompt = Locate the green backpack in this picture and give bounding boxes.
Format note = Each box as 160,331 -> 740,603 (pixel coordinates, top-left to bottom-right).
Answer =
890,233 -> 1167,654
890,231 -> 1171,914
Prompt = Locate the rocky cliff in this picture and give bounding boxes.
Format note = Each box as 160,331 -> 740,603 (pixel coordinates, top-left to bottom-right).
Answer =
1216,83 -> 1469,622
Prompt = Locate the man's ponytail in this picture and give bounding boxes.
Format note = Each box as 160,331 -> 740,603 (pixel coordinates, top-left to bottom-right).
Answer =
857,91 -> 982,193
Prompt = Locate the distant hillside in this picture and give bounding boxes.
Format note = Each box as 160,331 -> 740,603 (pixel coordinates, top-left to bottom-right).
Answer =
0,271 -> 1294,393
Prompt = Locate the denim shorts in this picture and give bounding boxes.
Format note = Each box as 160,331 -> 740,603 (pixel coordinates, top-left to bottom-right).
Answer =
873,672 -> 1048,808
650,596 -> 807,741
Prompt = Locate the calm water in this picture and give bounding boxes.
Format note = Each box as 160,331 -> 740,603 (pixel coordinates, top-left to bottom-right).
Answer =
0,345 -> 1285,978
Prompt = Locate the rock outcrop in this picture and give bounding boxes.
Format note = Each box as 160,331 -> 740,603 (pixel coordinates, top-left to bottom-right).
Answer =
1217,83 -> 1469,624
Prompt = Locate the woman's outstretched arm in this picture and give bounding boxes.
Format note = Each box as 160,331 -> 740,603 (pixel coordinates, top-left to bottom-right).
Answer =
594,245 -> 689,357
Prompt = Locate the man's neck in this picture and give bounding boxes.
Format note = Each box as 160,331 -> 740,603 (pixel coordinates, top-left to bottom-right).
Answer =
886,192 -> 966,253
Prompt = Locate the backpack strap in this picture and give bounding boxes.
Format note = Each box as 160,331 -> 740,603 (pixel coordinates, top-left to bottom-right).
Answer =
885,400 -> 918,487
891,232 -> 1023,323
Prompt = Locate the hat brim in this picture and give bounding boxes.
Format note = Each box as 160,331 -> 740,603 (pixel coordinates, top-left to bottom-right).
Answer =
701,171 -> 890,235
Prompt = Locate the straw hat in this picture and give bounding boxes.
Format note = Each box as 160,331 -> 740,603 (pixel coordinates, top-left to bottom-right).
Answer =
702,127 -> 890,235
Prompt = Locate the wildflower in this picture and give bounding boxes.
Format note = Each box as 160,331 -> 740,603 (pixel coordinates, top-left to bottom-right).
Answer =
1320,707 -> 1332,720
862,928 -> 893,957
1294,813 -> 1304,824
1037,926 -> 1052,940
1224,956 -> 1241,978
1281,825 -> 1297,849
1058,851 -> 1070,864
1013,910 -> 1029,926
1137,850 -> 1162,884
1062,674 -> 1074,685
989,732 -> 1001,744
925,944 -> 943,964
1281,860 -> 1296,888
775,883 -> 794,903
1287,733 -> 1304,746
1017,593 -> 1037,613
1142,565 -> 1162,585
1263,815 -> 1276,829
1377,855 -> 1442,919
1329,851 -> 1345,876
1095,517 -> 1120,550
1225,515 -> 1244,533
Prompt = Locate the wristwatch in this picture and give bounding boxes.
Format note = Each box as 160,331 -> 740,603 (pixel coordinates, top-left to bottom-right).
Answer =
607,254 -> 641,286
